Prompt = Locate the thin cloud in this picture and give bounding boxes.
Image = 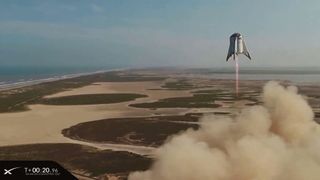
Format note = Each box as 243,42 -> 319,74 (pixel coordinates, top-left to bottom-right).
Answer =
91,4 -> 104,13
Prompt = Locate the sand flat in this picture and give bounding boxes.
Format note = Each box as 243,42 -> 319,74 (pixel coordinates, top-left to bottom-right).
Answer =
45,81 -> 192,99
0,79 -> 251,155
0,81 -> 195,149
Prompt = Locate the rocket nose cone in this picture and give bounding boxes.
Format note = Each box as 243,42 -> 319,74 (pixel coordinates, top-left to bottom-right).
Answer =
231,32 -> 241,38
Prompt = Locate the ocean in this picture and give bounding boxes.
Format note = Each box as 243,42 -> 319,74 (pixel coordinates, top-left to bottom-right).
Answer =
0,66 -> 116,90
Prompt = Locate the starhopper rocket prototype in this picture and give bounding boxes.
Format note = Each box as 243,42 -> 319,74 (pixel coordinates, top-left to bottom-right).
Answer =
226,33 -> 251,61
226,32 -> 252,96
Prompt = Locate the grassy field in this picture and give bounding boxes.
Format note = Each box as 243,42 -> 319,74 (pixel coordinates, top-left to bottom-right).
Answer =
129,93 -> 222,108
0,71 -> 165,112
0,143 -> 152,178
39,93 -> 147,105
161,79 -> 196,90
193,89 -> 260,102
158,79 -> 212,90
130,88 -> 260,109
62,114 -> 200,147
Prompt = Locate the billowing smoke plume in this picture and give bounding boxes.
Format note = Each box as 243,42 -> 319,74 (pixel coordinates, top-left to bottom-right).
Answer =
129,81 -> 320,180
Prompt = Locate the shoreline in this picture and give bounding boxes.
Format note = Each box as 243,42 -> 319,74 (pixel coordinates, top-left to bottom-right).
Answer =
0,68 -> 127,92
2,65 -> 320,95
2,66 -> 316,93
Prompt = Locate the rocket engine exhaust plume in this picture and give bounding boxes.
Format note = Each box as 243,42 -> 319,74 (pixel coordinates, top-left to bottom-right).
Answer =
235,58 -> 239,96
129,81 -> 320,180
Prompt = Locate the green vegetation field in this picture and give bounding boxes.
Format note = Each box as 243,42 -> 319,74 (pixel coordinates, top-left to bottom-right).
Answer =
130,88 -> 259,109
62,114 -> 200,147
161,79 -> 196,90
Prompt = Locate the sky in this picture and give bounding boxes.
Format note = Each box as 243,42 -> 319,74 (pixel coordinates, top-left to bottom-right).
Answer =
0,0 -> 320,69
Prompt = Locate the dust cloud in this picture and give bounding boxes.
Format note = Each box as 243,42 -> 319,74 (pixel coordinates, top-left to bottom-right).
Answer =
129,81 -> 320,180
